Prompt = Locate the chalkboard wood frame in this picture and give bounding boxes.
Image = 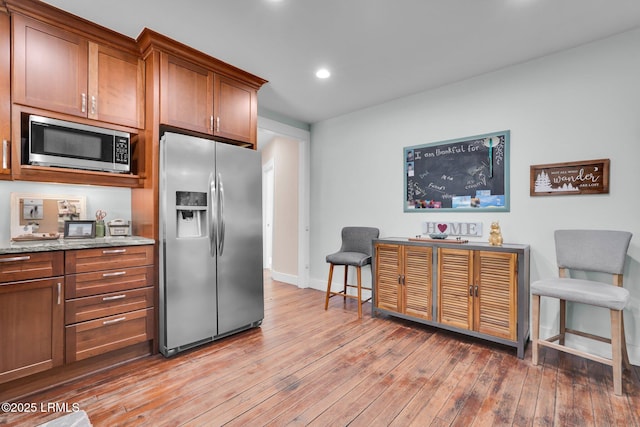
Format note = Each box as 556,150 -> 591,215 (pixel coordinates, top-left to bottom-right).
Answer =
404,130 -> 510,212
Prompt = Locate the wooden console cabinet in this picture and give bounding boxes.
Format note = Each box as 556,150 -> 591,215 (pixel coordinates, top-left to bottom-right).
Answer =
0,252 -> 64,383
375,243 -> 433,320
373,238 -> 530,358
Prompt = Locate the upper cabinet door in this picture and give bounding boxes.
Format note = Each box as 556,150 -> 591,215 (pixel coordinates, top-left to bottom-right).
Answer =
213,74 -> 257,144
160,52 -> 213,135
0,11 -> 10,177
88,43 -> 145,129
12,15 -> 88,117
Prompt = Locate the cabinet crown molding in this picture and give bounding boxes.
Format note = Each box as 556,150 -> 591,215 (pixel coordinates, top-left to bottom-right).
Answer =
137,28 -> 267,90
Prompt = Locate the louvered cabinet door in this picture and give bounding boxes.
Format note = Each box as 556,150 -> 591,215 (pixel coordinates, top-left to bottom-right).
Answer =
475,251 -> 517,340
437,248 -> 473,330
404,246 -> 432,320
374,243 -> 401,313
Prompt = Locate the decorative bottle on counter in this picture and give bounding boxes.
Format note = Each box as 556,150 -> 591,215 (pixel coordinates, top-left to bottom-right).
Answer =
96,220 -> 105,238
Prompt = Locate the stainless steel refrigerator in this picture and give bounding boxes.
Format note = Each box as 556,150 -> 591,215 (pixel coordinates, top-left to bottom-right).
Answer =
159,132 -> 263,357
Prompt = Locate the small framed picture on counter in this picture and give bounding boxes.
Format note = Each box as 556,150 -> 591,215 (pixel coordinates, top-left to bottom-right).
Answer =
64,220 -> 96,239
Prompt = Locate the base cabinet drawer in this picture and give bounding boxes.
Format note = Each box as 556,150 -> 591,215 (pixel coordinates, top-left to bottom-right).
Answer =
65,265 -> 154,298
65,308 -> 154,363
0,252 -> 64,282
65,246 -> 154,274
65,286 -> 154,324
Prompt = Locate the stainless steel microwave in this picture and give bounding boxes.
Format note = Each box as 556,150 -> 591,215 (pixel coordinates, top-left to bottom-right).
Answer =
28,115 -> 130,173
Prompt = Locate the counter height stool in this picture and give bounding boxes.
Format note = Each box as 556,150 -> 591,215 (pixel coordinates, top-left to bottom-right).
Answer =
531,229 -> 633,395
324,227 -> 380,318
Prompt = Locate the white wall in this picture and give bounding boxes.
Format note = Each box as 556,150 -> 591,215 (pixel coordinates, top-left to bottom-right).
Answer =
261,136 -> 299,282
309,28 -> 640,363
0,181 -> 131,242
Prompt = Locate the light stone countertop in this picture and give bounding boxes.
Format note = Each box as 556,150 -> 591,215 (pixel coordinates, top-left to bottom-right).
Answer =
0,236 -> 155,255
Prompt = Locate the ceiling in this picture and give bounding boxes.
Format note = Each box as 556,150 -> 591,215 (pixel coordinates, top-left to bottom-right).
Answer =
42,0 -> 640,125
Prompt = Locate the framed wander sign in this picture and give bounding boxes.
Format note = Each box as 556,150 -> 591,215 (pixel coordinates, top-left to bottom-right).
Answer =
530,158 -> 610,196
404,130 -> 510,212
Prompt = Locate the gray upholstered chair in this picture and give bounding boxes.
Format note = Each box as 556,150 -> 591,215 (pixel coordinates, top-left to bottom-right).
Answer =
324,227 -> 380,318
531,229 -> 632,395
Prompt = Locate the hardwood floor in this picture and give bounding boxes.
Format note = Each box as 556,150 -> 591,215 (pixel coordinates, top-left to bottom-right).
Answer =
2,272 -> 639,426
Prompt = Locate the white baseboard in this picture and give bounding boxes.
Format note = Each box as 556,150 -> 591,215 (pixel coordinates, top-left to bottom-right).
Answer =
270,270 -> 299,287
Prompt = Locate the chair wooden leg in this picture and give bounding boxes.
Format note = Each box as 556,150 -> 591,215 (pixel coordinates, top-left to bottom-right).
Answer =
324,264 -> 335,311
532,294 -> 540,365
559,299 -> 566,346
621,315 -> 631,371
611,309 -> 623,395
356,266 -> 362,319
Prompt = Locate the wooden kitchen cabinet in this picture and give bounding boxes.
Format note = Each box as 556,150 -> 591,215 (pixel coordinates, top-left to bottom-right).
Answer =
374,243 -> 432,320
0,8 -> 10,178
64,245 -> 155,363
159,53 -> 258,145
160,52 -> 213,135
213,74 -> 258,144
11,14 -> 144,129
89,42 -> 145,129
373,238 -> 529,358
0,252 -> 64,384
139,28 -> 266,149
438,248 -> 517,341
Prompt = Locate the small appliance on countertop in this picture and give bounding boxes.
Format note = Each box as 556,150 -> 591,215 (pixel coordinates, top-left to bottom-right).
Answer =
107,219 -> 131,236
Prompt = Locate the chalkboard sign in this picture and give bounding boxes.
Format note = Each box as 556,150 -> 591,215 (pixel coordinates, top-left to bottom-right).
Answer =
404,130 -> 510,212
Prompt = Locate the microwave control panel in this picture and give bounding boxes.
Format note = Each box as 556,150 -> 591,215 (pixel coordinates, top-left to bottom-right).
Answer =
115,137 -> 130,165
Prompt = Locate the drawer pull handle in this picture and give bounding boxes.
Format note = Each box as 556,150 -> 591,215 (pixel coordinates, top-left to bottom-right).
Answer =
102,271 -> 126,278
102,294 -> 126,301
57,283 -> 61,305
102,249 -> 127,254
0,255 -> 31,263
103,316 -> 126,325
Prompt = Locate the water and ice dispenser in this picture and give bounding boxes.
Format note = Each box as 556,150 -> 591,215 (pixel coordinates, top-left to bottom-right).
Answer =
175,191 -> 207,238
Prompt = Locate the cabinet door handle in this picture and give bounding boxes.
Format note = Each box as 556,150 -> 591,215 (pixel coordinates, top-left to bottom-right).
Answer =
216,116 -> 220,132
2,139 -> 8,169
475,285 -> 479,298
102,271 -> 126,277
102,294 -> 126,301
469,285 -> 473,297
210,115 -> 214,132
91,95 -> 97,115
57,282 -> 61,305
102,249 -> 126,254
0,255 -> 31,263
103,316 -> 126,325
81,93 -> 87,113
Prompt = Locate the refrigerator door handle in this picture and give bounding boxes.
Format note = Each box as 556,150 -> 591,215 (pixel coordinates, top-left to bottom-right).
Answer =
218,172 -> 226,256
209,172 -> 217,257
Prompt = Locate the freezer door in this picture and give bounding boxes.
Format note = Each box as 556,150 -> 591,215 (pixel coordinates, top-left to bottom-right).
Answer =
160,132 -> 218,352
216,142 -> 264,335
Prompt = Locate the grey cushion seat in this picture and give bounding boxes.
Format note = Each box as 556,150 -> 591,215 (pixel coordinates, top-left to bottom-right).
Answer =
531,278 -> 630,311
326,251 -> 371,267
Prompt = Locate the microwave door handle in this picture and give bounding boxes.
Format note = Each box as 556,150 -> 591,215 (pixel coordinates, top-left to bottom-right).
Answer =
209,172 -> 217,258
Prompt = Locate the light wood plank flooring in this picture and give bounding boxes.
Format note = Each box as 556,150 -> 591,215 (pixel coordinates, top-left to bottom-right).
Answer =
2,272 -> 639,426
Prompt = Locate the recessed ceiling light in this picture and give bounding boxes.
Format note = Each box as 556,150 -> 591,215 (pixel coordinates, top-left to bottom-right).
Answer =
316,68 -> 331,79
